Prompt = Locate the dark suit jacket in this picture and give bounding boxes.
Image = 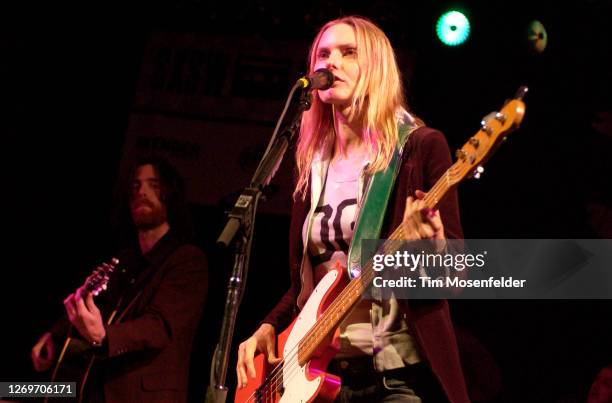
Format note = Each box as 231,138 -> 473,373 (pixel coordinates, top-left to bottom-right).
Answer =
52,232 -> 208,402
101,232 -> 208,402
262,127 -> 470,403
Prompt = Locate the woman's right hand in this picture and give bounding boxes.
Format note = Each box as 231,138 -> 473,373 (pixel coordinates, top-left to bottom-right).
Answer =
31,332 -> 55,372
236,323 -> 282,389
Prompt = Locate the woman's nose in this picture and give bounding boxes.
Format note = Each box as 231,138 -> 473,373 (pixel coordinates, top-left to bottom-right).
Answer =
326,51 -> 341,70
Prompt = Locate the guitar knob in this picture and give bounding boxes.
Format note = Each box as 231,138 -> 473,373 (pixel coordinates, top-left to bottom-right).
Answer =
480,124 -> 493,136
473,165 -> 484,179
480,112 -> 497,135
455,149 -> 467,160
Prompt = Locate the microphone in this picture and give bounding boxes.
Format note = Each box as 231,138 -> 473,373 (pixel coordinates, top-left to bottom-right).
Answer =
298,68 -> 334,90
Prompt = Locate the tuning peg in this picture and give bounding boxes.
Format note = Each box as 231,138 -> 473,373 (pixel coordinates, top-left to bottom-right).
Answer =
455,149 -> 467,160
473,165 -> 484,179
480,111 -> 502,135
495,112 -> 506,124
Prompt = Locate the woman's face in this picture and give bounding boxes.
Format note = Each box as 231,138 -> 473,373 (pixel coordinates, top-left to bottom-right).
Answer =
313,23 -> 361,108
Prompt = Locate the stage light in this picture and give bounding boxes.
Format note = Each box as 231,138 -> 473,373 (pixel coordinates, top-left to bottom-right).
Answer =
436,10 -> 471,46
527,20 -> 548,53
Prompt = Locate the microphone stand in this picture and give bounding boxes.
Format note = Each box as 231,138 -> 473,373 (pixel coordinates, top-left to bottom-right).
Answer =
205,81 -> 311,403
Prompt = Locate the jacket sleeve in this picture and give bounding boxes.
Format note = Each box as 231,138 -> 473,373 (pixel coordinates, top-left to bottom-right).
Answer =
260,192 -> 306,331
260,287 -> 298,332
105,245 -> 208,358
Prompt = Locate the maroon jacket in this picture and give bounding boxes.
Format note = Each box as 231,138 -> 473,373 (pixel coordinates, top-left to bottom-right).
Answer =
262,127 -> 470,403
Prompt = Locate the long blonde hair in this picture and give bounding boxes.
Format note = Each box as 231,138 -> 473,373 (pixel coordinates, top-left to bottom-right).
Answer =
295,16 -> 407,199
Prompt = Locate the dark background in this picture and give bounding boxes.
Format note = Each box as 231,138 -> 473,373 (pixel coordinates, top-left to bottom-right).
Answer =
2,0 -> 612,402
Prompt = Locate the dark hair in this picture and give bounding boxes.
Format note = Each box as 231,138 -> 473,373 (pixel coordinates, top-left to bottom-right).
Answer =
112,156 -> 194,248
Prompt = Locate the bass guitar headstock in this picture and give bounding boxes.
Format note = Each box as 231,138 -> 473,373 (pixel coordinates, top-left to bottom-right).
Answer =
446,86 -> 528,185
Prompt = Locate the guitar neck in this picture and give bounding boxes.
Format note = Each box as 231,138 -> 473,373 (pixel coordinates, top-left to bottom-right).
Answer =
422,162 -> 460,209
297,165 -> 455,365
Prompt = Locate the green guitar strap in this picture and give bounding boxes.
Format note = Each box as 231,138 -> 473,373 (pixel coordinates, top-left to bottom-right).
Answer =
346,122 -> 417,279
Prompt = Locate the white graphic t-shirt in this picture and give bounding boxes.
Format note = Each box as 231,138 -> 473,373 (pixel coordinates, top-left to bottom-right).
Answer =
305,145 -> 421,367
307,149 -> 374,356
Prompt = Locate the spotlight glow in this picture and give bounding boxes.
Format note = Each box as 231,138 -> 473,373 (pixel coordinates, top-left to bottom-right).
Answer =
437,11 -> 471,46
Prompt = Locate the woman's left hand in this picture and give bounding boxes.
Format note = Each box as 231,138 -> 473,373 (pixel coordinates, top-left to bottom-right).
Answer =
402,189 -> 445,241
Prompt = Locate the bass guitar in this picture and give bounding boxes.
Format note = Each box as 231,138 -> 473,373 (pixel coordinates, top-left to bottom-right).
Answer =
236,87 -> 528,403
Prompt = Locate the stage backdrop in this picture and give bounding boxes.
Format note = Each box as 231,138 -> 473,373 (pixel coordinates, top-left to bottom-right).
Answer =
116,32 -> 308,214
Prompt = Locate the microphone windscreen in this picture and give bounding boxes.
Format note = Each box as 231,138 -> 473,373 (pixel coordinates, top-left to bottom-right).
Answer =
310,68 -> 334,90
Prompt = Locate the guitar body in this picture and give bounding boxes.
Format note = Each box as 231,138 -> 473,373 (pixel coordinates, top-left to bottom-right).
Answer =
235,265 -> 347,403
47,336 -> 96,402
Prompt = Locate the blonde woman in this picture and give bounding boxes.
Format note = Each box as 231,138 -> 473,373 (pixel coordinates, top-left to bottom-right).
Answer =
237,16 -> 469,403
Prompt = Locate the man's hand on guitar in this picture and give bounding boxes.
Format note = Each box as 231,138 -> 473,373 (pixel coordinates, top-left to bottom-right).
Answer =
31,332 -> 55,372
64,287 -> 106,346
236,323 -> 282,389
403,189 -> 446,241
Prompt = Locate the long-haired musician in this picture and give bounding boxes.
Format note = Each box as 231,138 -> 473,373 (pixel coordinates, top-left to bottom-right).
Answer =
236,16 -> 469,403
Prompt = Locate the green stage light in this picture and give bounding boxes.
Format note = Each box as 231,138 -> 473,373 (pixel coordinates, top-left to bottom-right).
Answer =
436,10 -> 470,46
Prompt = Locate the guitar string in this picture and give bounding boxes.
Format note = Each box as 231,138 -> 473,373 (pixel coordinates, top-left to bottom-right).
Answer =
243,220 -> 408,402
242,110 -> 520,399
243,161 -> 467,401
242,165 -> 460,402
243,232 -> 437,400
243,169 -> 461,402
244,223 -> 406,402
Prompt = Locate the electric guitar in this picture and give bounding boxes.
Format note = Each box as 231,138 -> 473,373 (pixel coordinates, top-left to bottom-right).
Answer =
47,258 -> 119,402
235,87 -> 528,403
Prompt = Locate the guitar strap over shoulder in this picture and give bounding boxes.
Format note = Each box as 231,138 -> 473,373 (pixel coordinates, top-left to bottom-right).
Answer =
346,121 -> 418,279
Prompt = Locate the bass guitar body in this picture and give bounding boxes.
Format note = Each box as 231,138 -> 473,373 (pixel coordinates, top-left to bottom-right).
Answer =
235,265 -> 347,402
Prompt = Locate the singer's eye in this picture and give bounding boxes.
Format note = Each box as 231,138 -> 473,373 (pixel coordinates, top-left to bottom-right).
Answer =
317,50 -> 330,59
343,48 -> 357,57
